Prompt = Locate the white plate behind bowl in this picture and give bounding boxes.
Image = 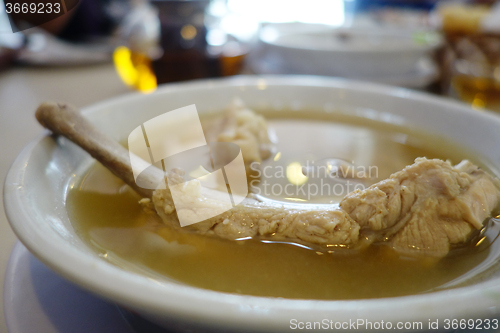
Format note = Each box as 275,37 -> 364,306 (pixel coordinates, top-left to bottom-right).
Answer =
5,76 -> 500,332
250,54 -> 439,89
252,27 -> 442,80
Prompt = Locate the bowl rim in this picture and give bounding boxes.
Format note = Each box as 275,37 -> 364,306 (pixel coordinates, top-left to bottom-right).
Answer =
5,75 -> 500,330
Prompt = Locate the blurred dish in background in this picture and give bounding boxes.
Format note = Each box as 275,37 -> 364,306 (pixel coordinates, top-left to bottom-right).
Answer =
250,23 -> 442,89
150,0 -> 249,84
114,0 -> 257,93
252,51 -> 438,89
433,2 -> 500,35
371,7 -> 433,30
450,59 -> 500,112
434,2 -> 500,112
16,28 -> 113,66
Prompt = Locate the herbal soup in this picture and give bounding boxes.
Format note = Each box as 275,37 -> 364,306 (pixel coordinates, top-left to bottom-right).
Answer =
67,111 -> 499,300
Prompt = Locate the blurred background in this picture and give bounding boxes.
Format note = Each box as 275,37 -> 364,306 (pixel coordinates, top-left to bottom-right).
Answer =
1,0 -> 500,109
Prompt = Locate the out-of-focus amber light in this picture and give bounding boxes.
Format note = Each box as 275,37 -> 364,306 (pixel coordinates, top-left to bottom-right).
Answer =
472,93 -> 486,111
181,25 -> 197,40
113,46 -> 157,94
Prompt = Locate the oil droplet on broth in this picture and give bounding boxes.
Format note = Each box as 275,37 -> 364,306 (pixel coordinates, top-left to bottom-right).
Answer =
67,112 -> 498,300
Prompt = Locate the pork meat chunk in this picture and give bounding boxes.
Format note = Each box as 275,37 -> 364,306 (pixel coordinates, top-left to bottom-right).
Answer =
203,99 -> 273,173
151,158 -> 500,257
152,176 -> 361,247
340,158 -> 500,257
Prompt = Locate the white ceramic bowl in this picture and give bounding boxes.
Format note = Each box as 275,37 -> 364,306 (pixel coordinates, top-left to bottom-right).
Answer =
254,27 -> 442,80
5,76 -> 500,332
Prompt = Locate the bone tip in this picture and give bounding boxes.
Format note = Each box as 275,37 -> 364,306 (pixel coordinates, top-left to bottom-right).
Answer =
35,102 -> 70,127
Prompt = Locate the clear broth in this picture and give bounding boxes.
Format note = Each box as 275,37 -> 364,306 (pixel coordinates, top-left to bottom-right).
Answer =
67,112 -> 496,300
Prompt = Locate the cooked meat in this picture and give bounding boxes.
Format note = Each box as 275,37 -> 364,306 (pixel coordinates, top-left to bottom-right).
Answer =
151,169 -> 360,246
33,102 -> 500,258
151,158 -> 500,257
203,99 -> 273,172
340,158 -> 500,257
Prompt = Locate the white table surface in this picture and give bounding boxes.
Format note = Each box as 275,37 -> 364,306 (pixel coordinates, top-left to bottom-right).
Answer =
0,63 -> 129,333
